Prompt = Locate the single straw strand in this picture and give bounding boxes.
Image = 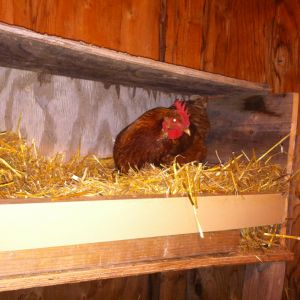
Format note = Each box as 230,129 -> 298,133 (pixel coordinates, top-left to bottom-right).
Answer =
193,205 -> 204,238
264,232 -> 300,241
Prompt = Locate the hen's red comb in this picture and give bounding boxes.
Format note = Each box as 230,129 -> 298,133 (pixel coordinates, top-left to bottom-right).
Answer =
174,100 -> 190,127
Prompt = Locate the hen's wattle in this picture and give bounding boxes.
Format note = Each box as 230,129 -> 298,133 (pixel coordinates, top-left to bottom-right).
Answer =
113,98 -> 209,172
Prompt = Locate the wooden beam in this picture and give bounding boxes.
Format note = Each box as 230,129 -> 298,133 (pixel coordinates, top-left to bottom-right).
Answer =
0,22 -> 269,96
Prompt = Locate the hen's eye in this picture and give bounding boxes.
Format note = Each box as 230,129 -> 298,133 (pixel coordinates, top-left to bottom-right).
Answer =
172,118 -> 177,122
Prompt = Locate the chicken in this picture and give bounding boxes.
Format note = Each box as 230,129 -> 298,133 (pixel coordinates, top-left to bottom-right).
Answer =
113,98 -> 210,172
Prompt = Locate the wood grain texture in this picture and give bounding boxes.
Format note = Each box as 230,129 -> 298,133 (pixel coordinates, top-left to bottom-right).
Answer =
284,94 -> 300,300
164,0 -> 205,69
0,22 -> 268,96
0,0 -> 298,298
206,93 -> 293,166
186,265 -> 245,300
0,276 -> 150,300
0,0 -> 161,60
198,0 -> 300,94
200,0 -> 275,84
0,231 -> 240,279
243,262 -> 286,300
0,248 -> 293,293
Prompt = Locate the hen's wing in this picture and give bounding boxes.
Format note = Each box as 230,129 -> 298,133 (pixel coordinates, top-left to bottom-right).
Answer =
113,107 -> 175,172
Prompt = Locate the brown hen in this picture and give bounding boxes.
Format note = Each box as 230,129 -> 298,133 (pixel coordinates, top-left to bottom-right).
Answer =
113,98 -> 210,172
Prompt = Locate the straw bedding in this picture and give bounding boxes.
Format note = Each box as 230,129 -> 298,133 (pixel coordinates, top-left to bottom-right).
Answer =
0,130 -> 291,248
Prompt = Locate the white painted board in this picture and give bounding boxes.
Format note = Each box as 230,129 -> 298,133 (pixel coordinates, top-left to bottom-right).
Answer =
0,193 -> 285,251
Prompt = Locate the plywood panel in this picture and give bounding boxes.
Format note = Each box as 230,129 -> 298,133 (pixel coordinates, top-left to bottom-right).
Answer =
0,67 -> 177,158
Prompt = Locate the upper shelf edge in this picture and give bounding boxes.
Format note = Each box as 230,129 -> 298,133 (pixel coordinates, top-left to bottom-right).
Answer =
0,22 -> 270,96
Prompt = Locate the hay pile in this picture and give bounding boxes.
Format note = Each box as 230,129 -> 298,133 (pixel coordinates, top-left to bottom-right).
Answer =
0,131 -> 289,201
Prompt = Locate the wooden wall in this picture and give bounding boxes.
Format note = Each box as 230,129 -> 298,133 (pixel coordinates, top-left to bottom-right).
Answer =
0,67 -> 179,158
0,0 -> 299,299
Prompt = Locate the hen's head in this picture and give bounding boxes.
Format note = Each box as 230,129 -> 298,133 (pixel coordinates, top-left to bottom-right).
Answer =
162,100 -> 191,140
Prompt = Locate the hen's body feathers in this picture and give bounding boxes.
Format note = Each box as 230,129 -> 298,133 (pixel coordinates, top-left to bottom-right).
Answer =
113,99 -> 209,172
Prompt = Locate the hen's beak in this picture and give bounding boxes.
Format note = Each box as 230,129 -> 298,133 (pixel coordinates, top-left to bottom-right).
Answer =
184,128 -> 191,136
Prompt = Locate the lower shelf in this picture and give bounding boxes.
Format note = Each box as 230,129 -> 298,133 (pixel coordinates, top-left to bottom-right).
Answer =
0,234 -> 293,292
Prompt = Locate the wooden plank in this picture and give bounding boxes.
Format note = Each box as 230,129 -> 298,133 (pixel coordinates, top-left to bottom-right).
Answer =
0,194 -> 285,251
0,249 -> 293,292
0,275 -> 151,300
206,93 -> 294,165
285,93 -> 300,298
186,265 -> 245,300
152,271 -> 188,300
242,262 -> 286,300
0,0 -> 161,60
0,22 -> 269,96
199,0 -> 275,84
164,0 -> 205,69
0,231 -> 240,278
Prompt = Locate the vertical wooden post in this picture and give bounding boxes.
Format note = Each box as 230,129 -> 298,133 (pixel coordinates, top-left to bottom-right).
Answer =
242,262 -> 286,300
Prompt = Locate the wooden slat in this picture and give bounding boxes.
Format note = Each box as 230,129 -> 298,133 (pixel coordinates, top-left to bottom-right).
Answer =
206,93 -> 293,165
186,265 -> 245,299
0,248 -> 293,292
164,0 -> 205,69
242,262 -> 286,300
0,275 -> 151,300
0,231 -> 240,278
0,22 -> 269,96
0,0 -> 161,60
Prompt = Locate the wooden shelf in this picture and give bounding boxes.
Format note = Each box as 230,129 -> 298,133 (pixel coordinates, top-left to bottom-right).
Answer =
0,246 -> 293,292
0,22 -> 269,96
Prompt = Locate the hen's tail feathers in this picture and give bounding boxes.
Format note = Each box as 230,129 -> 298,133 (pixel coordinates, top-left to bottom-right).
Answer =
185,97 -> 210,137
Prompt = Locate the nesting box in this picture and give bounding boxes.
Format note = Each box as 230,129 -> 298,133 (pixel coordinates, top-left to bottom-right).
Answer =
0,23 -> 296,291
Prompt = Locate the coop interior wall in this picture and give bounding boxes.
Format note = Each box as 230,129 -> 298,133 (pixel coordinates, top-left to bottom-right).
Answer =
0,67 -> 185,158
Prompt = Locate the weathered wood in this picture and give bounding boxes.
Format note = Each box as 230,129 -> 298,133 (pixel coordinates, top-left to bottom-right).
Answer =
284,93 -> 300,299
242,262 -> 286,300
0,67 -> 292,163
0,248 -> 293,292
0,231 -> 240,279
206,93 -> 294,166
0,0 -> 162,61
0,22 -> 268,96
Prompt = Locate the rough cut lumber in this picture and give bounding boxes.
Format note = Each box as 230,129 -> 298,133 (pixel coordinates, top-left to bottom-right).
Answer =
0,22 -> 269,96
0,248 -> 293,292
